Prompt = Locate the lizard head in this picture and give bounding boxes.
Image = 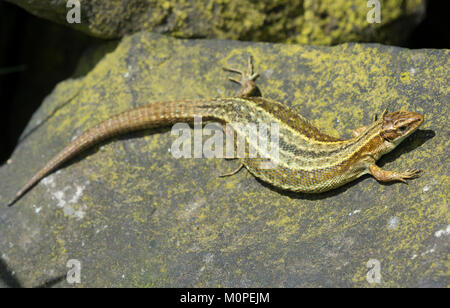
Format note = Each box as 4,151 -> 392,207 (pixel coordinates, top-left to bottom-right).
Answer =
380,111 -> 424,145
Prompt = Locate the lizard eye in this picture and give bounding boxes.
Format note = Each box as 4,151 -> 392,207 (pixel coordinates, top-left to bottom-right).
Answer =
398,125 -> 408,132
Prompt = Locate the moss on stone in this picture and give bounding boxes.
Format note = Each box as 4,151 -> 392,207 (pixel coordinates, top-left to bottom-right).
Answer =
6,0 -> 425,46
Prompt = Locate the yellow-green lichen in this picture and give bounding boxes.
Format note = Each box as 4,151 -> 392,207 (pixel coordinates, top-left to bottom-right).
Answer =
8,0 -> 425,46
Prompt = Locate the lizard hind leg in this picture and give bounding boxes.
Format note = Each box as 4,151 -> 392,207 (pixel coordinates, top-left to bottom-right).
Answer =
223,55 -> 261,98
218,123 -> 245,177
219,162 -> 245,178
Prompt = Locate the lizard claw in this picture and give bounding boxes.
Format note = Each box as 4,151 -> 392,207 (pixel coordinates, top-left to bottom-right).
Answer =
223,56 -> 259,83
397,169 -> 423,183
405,168 -> 423,178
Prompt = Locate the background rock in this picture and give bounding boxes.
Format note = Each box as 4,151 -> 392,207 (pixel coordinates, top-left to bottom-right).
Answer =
0,33 -> 448,287
5,0 -> 425,45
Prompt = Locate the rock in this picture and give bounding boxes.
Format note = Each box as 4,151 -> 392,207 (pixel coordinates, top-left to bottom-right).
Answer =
0,33 -> 448,287
5,0 -> 425,45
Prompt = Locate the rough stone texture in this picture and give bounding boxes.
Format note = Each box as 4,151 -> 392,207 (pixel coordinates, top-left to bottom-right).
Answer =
0,33 -> 448,287
5,0 -> 425,46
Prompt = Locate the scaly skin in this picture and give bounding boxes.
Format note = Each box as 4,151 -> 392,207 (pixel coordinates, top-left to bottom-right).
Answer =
7,57 -> 424,206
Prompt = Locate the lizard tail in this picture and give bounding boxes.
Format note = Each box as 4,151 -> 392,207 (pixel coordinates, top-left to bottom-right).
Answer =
7,99 -> 221,207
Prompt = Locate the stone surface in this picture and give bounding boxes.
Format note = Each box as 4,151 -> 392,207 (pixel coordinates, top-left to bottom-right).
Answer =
0,33 -> 448,287
5,0 -> 425,45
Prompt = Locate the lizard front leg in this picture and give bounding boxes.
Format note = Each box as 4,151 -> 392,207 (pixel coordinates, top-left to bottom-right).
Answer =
369,164 -> 422,183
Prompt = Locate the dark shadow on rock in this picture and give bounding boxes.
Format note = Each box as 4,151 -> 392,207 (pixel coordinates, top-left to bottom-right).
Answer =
35,275 -> 66,288
375,129 -> 435,188
0,257 -> 21,288
1,256 -> 66,288
378,129 -> 435,167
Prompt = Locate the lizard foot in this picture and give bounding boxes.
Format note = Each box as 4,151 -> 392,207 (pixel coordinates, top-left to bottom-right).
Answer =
395,169 -> 423,183
223,56 -> 261,97
369,164 -> 423,184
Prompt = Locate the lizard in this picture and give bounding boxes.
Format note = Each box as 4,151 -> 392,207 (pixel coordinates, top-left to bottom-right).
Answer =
7,56 -> 424,207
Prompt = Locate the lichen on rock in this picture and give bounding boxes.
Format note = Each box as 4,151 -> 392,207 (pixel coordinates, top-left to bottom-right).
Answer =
5,0 -> 426,45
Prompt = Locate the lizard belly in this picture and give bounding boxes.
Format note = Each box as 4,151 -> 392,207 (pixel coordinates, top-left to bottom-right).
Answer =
243,158 -> 367,193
